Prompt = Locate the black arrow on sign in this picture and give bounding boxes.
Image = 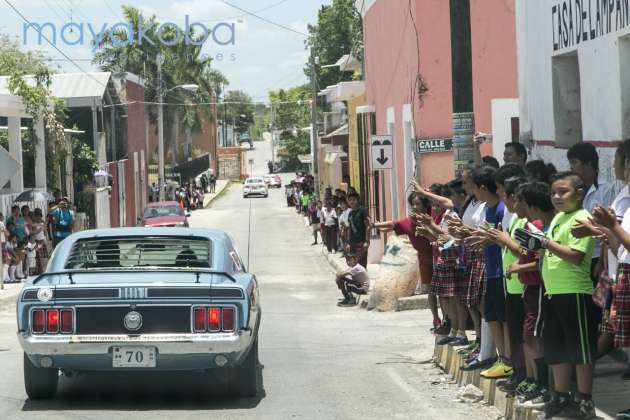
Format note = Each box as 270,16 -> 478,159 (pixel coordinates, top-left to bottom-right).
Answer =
376,149 -> 389,165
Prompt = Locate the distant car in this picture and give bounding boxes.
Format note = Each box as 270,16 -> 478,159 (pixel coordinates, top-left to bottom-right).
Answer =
16,228 -> 261,399
238,134 -> 254,149
243,177 -> 268,198
263,175 -> 281,188
140,201 -> 190,227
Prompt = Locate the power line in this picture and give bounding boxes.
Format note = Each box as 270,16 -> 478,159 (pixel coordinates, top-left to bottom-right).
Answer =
102,99 -> 312,108
149,0 -> 295,25
43,0 -> 68,22
4,0 -> 109,89
222,0 -> 308,37
102,0 -> 123,21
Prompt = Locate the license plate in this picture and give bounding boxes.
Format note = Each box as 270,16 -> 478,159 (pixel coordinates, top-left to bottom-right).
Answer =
112,346 -> 156,368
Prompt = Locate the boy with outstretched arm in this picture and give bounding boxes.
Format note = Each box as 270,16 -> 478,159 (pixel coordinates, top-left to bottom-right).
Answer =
515,172 -> 598,419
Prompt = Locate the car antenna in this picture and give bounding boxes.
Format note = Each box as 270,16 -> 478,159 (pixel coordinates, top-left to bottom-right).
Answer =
195,271 -> 200,284
67,272 -> 74,285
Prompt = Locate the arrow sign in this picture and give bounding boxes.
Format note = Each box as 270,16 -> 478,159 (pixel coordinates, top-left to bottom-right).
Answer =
0,146 -> 20,189
371,135 -> 393,170
376,149 -> 388,165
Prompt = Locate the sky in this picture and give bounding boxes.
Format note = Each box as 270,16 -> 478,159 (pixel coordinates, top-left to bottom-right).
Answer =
0,0 -> 331,102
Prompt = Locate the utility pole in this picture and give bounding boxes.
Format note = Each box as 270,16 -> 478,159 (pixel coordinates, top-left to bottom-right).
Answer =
449,0 -> 475,175
157,52 -> 165,201
269,102 -> 275,169
310,49 -> 320,197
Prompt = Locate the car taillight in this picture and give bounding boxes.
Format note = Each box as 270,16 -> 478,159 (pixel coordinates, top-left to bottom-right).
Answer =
46,309 -> 59,333
60,309 -> 73,333
32,310 -> 45,333
208,307 -> 221,332
222,307 -> 235,332
194,307 -> 206,332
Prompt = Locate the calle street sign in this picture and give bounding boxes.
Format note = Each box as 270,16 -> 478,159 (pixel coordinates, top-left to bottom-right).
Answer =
371,135 -> 393,170
416,138 -> 453,154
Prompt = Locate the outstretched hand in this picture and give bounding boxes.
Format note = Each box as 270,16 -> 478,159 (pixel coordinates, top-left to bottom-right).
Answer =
591,206 -> 617,230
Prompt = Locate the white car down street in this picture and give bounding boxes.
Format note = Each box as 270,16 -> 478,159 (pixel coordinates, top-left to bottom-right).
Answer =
243,177 -> 268,198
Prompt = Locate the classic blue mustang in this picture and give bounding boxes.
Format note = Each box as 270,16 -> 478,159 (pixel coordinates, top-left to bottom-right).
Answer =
16,228 -> 261,399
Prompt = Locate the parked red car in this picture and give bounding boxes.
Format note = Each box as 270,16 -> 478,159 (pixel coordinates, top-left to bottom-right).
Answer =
140,201 -> 190,227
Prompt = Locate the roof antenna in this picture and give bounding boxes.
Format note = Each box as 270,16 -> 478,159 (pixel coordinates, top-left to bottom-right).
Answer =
68,272 -> 74,285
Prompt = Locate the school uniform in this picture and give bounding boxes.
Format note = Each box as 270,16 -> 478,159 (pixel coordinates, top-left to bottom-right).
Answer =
429,209 -> 460,298
542,209 -> 598,365
483,201 -> 507,322
461,199 -> 487,308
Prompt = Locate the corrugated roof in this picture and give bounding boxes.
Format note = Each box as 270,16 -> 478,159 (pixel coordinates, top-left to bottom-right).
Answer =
0,72 -> 114,108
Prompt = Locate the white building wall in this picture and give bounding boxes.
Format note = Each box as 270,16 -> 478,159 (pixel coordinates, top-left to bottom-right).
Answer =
517,0 -> 630,181
491,98 -> 520,165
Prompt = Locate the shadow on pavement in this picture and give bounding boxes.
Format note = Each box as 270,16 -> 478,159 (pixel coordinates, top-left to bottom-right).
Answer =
21,363 -> 265,411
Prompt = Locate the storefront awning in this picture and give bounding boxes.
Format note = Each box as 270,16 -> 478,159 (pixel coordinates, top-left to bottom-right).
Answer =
324,151 -> 347,165
298,154 -> 313,164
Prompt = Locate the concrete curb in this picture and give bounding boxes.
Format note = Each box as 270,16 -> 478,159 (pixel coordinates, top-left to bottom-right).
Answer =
202,180 -> 230,208
396,295 -> 429,311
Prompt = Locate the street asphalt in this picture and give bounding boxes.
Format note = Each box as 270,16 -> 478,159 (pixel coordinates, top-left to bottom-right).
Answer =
0,141 -> 498,420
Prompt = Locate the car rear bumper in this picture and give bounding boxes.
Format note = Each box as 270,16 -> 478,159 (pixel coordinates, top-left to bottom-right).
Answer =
18,331 -> 254,370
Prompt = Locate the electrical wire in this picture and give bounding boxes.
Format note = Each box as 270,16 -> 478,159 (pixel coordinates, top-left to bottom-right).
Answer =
102,99 -> 312,108
43,0 -> 68,22
221,0 -> 308,37
4,0 -> 109,89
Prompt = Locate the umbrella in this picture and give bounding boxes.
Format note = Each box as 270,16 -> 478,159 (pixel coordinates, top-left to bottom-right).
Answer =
13,190 -> 52,203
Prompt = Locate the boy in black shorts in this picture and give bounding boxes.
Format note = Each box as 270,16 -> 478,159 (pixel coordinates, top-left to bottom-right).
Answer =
516,172 -> 597,418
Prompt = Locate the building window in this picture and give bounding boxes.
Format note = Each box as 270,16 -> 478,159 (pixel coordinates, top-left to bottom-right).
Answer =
552,52 -> 583,148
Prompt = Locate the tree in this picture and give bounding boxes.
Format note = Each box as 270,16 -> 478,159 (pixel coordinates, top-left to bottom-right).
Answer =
223,90 -> 254,135
281,131 -> 311,171
304,0 -> 363,90
93,5 -> 229,163
0,34 -> 54,75
268,85 -> 311,131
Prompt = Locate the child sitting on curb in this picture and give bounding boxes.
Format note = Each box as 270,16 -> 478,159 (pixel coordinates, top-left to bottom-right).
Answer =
335,252 -> 369,307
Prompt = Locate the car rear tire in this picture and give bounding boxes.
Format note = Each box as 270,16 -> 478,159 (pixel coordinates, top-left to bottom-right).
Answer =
23,353 -> 58,399
229,338 -> 259,398
264,193 -> 268,198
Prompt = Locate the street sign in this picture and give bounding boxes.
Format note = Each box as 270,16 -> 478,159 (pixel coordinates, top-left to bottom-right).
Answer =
0,146 -> 20,189
371,135 -> 393,170
416,138 -> 453,154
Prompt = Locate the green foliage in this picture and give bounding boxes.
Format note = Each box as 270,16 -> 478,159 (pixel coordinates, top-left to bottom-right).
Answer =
281,131 -> 311,171
268,85 -> 311,131
92,5 -> 229,163
74,190 -> 95,224
72,139 -> 98,186
0,34 -> 54,76
305,0 -> 363,90
223,90 -> 254,134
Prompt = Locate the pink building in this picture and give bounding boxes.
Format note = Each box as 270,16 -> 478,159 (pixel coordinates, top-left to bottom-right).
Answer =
359,0 -> 518,223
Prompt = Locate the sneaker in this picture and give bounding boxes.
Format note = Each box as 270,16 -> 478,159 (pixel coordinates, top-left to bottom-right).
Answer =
480,360 -> 513,379
458,341 -> 479,354
543,393 -> 572,418
555,395 -> 595,420
464,350 -> 480,365
517,380 -> 538,398
430,318 -> 442,332
461,357 -> 497,371
448,336 -> 469,347
498,377 -> 524,394
434,320 -> 451,335
521,387 -> 551,408
437,336 -> 457,346
617,408 -> 630,419
337,298 -> 357,307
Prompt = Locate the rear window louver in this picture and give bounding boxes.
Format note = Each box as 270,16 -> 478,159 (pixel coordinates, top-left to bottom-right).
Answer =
64,237 -> 212,270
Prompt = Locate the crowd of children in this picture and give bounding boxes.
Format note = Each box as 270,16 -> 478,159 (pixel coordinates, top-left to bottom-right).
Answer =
368,141 -> 630,419
1,195 -> 76,283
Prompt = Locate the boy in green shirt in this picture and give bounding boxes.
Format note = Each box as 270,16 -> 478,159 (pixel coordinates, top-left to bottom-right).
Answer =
515,172 -> 597,419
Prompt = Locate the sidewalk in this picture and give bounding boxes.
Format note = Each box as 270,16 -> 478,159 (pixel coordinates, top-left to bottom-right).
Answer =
202,180 -> 229,208
0,279 -> 28,308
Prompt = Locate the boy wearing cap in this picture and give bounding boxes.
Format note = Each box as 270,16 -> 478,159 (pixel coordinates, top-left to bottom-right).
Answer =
335,253 -> 369,307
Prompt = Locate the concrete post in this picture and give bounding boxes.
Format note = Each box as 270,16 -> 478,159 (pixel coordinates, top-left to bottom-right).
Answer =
7,116 -> 23,193
34,118 -> 47,189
